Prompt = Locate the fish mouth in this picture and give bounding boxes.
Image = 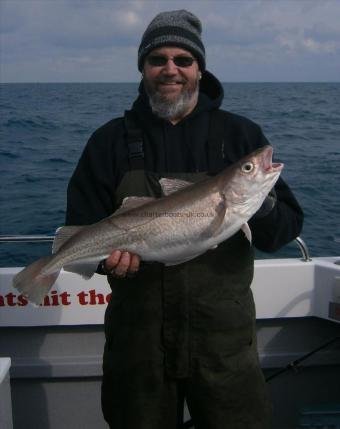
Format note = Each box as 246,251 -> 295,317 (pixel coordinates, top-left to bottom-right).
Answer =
262,146 -> 284,173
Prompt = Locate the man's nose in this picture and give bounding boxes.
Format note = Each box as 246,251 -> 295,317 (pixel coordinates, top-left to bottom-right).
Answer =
162,59 -> 178,74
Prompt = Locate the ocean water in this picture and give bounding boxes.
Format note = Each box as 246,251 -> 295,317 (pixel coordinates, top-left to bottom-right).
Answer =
0,82 -> 339,267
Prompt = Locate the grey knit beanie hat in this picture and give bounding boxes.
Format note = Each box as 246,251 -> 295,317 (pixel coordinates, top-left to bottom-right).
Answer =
138,10 -> 206,72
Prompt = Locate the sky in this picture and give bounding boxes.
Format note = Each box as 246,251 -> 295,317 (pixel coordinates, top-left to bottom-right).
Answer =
1,0 -> 340,83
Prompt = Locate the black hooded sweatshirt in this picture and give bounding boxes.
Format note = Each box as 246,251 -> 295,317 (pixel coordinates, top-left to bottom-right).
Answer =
66,71 -> 303,252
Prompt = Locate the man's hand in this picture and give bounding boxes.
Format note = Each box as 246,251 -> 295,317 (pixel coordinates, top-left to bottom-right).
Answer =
104,250 -> 141,278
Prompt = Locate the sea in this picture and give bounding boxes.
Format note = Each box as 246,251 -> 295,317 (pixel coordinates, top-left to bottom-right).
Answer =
0,82 -> 339,267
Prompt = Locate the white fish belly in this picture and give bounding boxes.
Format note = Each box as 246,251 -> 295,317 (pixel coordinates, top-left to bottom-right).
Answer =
122,210 -> 247,265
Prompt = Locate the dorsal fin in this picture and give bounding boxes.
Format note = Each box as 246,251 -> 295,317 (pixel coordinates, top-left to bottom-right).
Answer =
113,196 -> 156,216
52,226 -> 86,254
159,178 -> 193,196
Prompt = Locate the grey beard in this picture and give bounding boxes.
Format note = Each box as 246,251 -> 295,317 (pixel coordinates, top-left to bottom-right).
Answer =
147,86 -> 199,121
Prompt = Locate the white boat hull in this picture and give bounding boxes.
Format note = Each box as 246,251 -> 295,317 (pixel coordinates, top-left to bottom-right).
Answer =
1,257 -> 339,428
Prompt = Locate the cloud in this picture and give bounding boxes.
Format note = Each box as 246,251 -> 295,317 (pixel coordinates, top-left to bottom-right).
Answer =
278,33 -> 338,55
199,0 -> 340,81
1,0 -> 144,49
1,0 -> 340,82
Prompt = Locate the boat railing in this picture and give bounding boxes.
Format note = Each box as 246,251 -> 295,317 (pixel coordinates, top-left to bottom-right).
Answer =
294,236 -> 312,262
0,235 -> 54,243
0,235 -> 313,262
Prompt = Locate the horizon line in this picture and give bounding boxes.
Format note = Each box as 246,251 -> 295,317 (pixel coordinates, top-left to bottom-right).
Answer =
1,80 -> 340,84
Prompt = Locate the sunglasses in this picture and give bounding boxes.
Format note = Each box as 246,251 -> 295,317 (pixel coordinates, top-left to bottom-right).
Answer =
146,55 -> 196,68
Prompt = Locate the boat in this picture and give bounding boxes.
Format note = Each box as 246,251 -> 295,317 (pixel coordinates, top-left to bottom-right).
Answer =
0,236 -> 339,429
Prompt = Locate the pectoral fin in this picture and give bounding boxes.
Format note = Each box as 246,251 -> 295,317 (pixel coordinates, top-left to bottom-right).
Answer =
241,223 -> 252,243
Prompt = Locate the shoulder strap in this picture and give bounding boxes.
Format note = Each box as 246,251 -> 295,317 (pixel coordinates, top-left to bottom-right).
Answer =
124,110 -> 145,170
124,109 -> 227,173
207,109 -> 227,174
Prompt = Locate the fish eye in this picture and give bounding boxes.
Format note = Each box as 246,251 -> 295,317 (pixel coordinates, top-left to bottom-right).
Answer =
241,162 -> 254,173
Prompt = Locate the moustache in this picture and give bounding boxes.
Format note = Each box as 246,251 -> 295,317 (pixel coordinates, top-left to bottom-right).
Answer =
155,78 -> 186,85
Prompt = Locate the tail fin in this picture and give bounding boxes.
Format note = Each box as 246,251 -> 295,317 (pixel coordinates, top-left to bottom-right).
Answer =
13,255 -> 60,305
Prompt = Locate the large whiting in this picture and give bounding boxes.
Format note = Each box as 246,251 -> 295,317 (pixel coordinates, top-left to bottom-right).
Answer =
13,145 -> 283,305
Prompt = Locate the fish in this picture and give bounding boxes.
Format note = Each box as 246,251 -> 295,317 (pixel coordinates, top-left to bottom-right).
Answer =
13,145 -> 283,305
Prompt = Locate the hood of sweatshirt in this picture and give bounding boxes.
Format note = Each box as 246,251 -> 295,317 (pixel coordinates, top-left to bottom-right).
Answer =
130,70 -> 224,172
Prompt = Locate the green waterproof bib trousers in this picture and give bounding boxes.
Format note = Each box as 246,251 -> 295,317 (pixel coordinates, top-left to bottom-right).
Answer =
101,110 -> 272,429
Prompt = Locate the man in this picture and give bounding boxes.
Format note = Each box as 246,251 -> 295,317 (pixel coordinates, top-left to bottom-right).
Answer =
66,10 -> 303,429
